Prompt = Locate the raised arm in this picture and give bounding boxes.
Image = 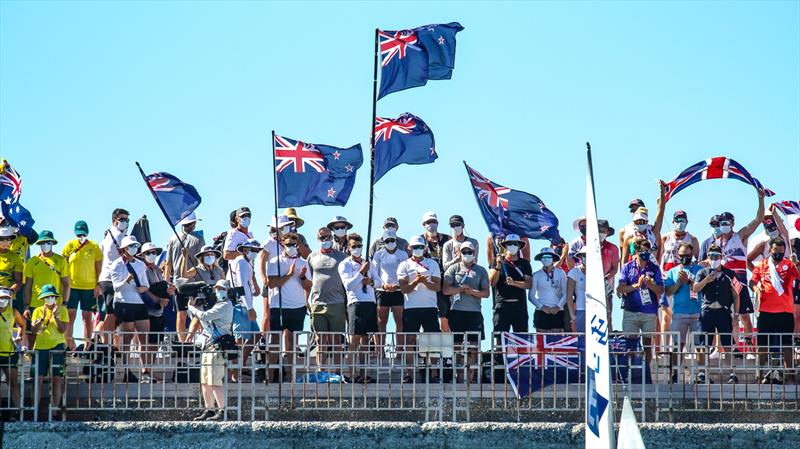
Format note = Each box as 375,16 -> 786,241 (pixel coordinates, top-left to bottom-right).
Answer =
738,189 -> 765,242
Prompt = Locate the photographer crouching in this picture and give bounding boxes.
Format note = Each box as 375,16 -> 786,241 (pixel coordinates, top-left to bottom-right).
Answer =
188,279 -> 235,421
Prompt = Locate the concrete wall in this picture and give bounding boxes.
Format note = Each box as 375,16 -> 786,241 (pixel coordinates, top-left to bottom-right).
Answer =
3,421 -> 800,449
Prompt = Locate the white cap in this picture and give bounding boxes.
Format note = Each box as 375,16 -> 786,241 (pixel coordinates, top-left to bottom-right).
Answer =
422,211 -> 438,224
0,227 -> 15,238
177,212 -> 199,226
214,279 -> 231,290
501,234 -> 526,248
459,241 -> 476,252
0,287 -> 11,299
326,216 -> 353,230
271,215 -> 294,229
409,235 -> 426,247
633,211 -> 649,221
120,235 -> 140,249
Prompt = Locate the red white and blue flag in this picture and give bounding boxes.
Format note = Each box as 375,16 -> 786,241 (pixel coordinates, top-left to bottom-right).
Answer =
772,200 -> 800,239
0,160 -> 35,241
373,113 -> 436,183
144,172 -> 202,227
0,162 -> 22,203
663,156 -> 775,203
502,332 -> 580,398
772,200 -> 800,216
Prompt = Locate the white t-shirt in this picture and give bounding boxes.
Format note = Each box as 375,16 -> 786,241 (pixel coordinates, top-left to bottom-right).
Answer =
338,257 -> 377,304
109,258 -> 149,304
224,228 -> 253,254
266,255 -> 308,309
567,267 -> 587,311
371,248 -> 409,289
228,255 -> 255,310
99,228 -> 125,282
396,257 -> 441,309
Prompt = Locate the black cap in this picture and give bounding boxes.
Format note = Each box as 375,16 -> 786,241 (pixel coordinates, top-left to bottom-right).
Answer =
597,219 -> 615,236
449,215 -> 464,226
673,210 -> 688,221
236,206 -> 251,217
719,212 -> 734,222
383,217 -> 398,227
629,198 -> 645,208
709,214 -> 721,225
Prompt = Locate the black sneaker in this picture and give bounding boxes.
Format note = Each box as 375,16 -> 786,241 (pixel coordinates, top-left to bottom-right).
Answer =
123,372 -> 139,383
193,410 -> 214,421
671,372 -> 679,384
727,373 -> 738,384
206,409 -> 225,421
696,372 -> 707,384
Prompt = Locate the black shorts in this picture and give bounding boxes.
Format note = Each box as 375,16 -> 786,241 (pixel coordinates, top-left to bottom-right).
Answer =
533,309 -> 567,331
792,279 -> 800,305
176,294 -> 190,312
700,308 -> 733,347
270,307 -> 306,332
436,293 -> 450,318
738,286 -> 754,314
757,311 -> 794,351
98,281 -> 115,317
347,302 -> 378,336
448,310 -> 484,343
493,301 -> 529,334
114,303 -> 149,324
0,353 -> 19,367
376,290 -> 404,307
403,307 -> 441,333
148,315 -> 165,344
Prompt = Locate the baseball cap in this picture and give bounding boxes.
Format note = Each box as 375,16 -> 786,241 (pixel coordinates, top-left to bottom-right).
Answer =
74,220 -> 89,236
449,215 -> 464,226
460,241 -> 476,252
719,212 -> 734,222
673,210 -> 688,221
236,207 -> 251,217
409,235 -> 426,247
383,217 -> 399,228
422,211 -> 438,224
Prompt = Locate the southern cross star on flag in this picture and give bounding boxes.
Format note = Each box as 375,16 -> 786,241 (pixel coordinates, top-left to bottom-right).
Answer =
143,172 -> 202,227
373,112 -> 436,183
0,160 -> 36,241
274,134 -> 363,207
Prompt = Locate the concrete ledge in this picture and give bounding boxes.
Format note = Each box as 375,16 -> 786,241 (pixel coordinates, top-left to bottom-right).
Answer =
3,421 -> 800,449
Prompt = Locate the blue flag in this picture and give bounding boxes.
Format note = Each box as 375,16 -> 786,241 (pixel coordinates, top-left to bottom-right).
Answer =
144,172 -> 202,227
274,135 -> 362,207
373,113 -> 436,183
610,336 -> 652,384
464,162 -> 561,241
0,161 -> 36,241
502,333 -> 581,399
378,22 -> 464,99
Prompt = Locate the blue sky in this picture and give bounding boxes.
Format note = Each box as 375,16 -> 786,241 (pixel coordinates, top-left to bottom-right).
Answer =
2,1 -> 798,338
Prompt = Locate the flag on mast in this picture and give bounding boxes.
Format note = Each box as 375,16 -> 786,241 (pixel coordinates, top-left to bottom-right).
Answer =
584,144 -> 615,449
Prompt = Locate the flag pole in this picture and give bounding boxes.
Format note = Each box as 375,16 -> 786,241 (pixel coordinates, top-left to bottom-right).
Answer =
134,161 -> 199,272
271,131 -> 284,329
365,27 -> 379,261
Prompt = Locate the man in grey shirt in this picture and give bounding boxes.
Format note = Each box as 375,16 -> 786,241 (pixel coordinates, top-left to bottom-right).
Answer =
163,213 -> 206,341
307,227 -> 347,372
442,215 -> 480,272
442,241 -> 490,383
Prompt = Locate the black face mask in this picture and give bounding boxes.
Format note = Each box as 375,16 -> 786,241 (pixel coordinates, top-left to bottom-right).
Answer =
771,252 -> 784,262
679,255 -> 693,266
579,225 -> 587,236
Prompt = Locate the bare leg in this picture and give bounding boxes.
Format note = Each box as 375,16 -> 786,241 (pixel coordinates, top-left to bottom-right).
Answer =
176,310 -> 188,342
201,384 -> 215,409
211,385 -> 226,410
376,306 -> 390,351
66,308 -> 78,349
392,306 -> 404,357
440,317 -> 450,333
100,314 -> 116,345
81,310 -> 93,343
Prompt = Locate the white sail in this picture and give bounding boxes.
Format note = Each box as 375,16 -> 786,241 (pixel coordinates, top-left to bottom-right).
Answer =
585,145 -> 615,449
617,396 -> 646,449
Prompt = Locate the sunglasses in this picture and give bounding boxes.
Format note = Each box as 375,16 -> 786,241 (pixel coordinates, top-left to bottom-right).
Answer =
128,245 -> 141,251
143,251 -> 159,256
424,221 -> 438,225
410,245 -> 425,250
239,214 -> 251,219
460,250 -> 474,256
350,244 -> 364,249
333,225 -> 348,230
719,221 -> 732,226
674,219 -> 687,224
285,243 -> 298,248
43,296 -> 58,301
117,218 -> 129,223
708,253 -> 723,259
383,238 -> 396,244
76,234 -> 87,238
318,235 -> 333,241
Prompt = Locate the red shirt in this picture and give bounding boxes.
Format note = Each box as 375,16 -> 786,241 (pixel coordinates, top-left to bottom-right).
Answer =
600,241 -> 620,278
751,258 -> 799,314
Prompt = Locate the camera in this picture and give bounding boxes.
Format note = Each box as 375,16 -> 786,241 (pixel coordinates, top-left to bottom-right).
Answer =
177,281 -> 216,311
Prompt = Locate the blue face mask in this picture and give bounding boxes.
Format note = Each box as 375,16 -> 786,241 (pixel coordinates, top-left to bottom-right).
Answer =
639,251 -> 651,261
215,290 -> 227,301
712,227 -> 722,237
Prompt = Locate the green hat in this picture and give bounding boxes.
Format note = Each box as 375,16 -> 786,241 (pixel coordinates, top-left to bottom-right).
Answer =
74,220 -> 89,236
35,230 -> 58,245
37,284 -> 59,300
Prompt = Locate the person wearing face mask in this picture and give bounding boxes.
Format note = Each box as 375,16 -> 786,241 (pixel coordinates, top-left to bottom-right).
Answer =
486,233 -> 531,264
228,238 -> 262,375
369,217 -> 409,258
61,220 -> 103,348
658,210 -> 700,350
29,284 -> 68,420
747,212 -> 793,271
529,248 -> 568,332
23,230 -> 70,348
164,213 -> 206,341
551,238 -> 572,274
597,220 -> 620,328
259,215 -> 293,308
283,208 -> 312,258
109,236 -> 150,383
188,280 -> 234,422
419,212 -> 452,332
618,238 -> 663,364
693,244 -> 739,384
489,234 -> 533,342
568,217 -> 589,261
98,208 -> 131,339
750,237 -> 798,384
326,216 -> 354,253
338,233 -> 379,383
662,243 -> 703,383
0,220 -> 32,264
621,207 -> 662,266
372,230 -> 409,352
442,215 -> 480,274
179,245 -> 225,342
223,207 -> 254,261
619,198 -> 646,245
566,249 -> 587,333
137,242 -> 174,383
306,227 -> 347,372
0,287 -> 25,417
442,241 -> 489,383
0,227 -> 24,316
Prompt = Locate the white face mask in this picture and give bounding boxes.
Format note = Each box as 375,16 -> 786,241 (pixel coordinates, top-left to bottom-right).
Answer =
144,254 -> 158,264
0,298 -> 9,308
239,217 -> 251,228
505,244 -> 519,255
720,225 -> 732,234
115,221 -> 129,232
384,242 -> 397,251
462,254 -> 475,264
635,223 -> 648,232
451,226 -> 463,236
351,247 -> 363,257
320,240 -> 333,250
44,296 -> 57,306
767,229 -> 779,238
279,225 -> 291,234
424,223 -> 438,233
246,250 -> 258,261
674,221 -> 687,232
78,236 -> 88,244
385,226 -> 397,233
215,290 -> 228,302
333,228 -> 347,238
709,259 -> 722,269
285,247 -> 298,258
541,256 -> 554,267
126,245 -> 140,256
203,255 -> 216,266
40,243 -> 53,253
412,248 -> 425,258
599,234 -> 607,243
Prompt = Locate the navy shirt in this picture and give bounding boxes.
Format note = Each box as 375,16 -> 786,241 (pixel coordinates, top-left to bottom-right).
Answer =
695,266 -> 737,311
619,259 -> 662,314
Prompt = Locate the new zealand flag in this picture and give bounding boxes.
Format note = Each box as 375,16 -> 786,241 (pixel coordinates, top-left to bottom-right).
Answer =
502,333 -> 581,399
610,336 -> 652,384
373,113 -> 436,183
274,134 -> 363,207
378,22 -> 464,99
464,162 -> 561,241
144,172 -> 202,227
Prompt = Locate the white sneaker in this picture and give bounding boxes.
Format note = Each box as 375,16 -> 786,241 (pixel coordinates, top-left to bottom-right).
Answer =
746,353 -> 757,360
709,350 -> 720,360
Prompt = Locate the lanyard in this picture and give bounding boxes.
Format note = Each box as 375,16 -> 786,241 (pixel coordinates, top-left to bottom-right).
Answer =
504,256 -> 524,277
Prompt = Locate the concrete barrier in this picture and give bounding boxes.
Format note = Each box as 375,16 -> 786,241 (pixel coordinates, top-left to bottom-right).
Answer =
3,421 -> 800,449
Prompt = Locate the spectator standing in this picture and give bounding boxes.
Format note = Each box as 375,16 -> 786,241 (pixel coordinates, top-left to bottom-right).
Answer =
419,212 -> 451,332
442,215 -> 480,273
372,230 -> 409,352
163,212 -> 205,342
369,217 -> 409,258
326,216 -> 353,253
488,234 -> 532,340
29,284 -> 68,419
566,249 -> 587,333
61,221 -> 103,347
283,208 -> 312,258
529,248 -> 568,332
23,231 -> 70,348
0,288 -> 24,416
618,237 -> 663,364
659,211 -> 700,346
110,236 -> 149,383
662,243 -> 702,383
138,242 -> 174,383
97,208 -> 130,341
227,238 -> 261,375
0,227 -> 23,314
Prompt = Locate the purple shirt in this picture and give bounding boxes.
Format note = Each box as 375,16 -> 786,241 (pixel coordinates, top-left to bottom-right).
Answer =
619,259 -> 663,314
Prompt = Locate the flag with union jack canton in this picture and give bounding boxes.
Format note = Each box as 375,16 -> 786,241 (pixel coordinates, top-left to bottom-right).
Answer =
373,113 -> 436,183
502,332 -> 581,398
772,200 -> 800,216
378,22 -> 464,100
274,135 -> 363,207
464,162 -> 561,241
0,160 -> 36,241
143,172 -> 202,227
663,156 -> 775,203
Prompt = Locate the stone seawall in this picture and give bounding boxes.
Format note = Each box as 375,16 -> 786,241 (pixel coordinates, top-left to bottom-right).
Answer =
3,421 -> 800,449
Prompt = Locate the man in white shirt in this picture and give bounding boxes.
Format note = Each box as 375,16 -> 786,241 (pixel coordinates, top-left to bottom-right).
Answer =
267,233 -> 311,373
223,207 -> 254,261
529,247 -> 568,332
259,215 -> 292,317
371,230 -> 409,350
109,235 -> 149,383
338,233 -> 378,383
98,208 -> 129,340
566,249 -> 587,333
397,235 -> 441,383
228,238 -> 261,373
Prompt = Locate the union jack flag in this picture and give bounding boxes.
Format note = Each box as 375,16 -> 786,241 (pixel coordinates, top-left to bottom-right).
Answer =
374,115 -> 417,142
274,135 -> 325,174
467,164 -> 511,210
0,162 -> 22,203
772,200 -> 800,216
378,30 -> 420,67
502,332 -> 580,398
373,113 -> 436,183
663,156 -> 775,203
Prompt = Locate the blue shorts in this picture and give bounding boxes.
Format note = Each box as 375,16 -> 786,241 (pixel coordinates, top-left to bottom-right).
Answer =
232,304 -> 259,342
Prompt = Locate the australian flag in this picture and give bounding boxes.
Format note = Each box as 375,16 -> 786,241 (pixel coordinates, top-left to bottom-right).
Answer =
0,161 -> 36,242
373,113 -> 436,183
144,172 -> 202,227
502,332 -> 581,399
378,22 -> 464,99
610,336 -> 652,384
663,156 -> 775,203
464,162 -> 561,241
274,134 -> 362,207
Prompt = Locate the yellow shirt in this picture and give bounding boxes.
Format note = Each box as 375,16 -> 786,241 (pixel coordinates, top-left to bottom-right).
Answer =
0,249 -> 23,289
0,306 -> 18,354
31,305 -> 68,350
62,239 -> 103,290
23,253 -> 68,308
10,235 -> 29,263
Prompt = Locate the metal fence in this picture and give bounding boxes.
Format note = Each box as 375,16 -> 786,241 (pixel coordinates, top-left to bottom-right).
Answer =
1,330 -> 797,422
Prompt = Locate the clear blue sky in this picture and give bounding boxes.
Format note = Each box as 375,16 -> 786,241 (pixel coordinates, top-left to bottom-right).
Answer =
2,1 -> 798,340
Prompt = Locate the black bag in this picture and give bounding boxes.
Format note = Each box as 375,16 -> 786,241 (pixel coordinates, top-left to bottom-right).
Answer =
211,329 -> 239,361
82,344 -> 115,384
175,361 -> 201,383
